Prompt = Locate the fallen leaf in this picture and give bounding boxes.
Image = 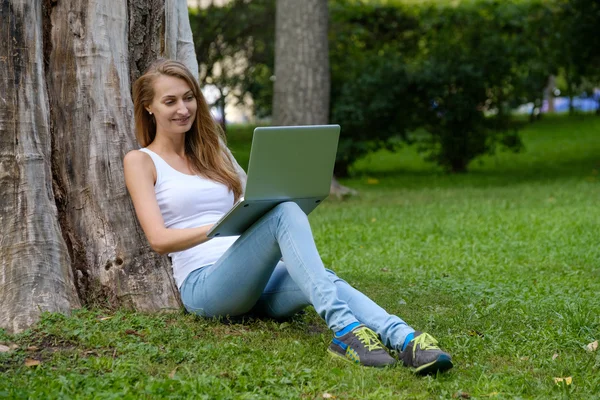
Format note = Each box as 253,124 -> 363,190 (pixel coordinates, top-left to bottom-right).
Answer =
520,356 -> 529,361
370,218 -> 377,222
25,359 -> 41,367
554,377 -> 573,385
99,316 -> 113,321
552,353 -> 559,360
169,368 -> 177,379
452,391 -> 471,399
322,393 -> 335,399
27,346 -> 39,351
381,267 -> 389,272
9,344 -> 19,350
0,344 -> 11,353
125,329 -> 143,337
366,178 -> 379,185
586,340 -> 598,352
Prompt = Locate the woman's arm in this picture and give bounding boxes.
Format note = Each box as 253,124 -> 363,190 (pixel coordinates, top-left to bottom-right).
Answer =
123,150 -> 214,255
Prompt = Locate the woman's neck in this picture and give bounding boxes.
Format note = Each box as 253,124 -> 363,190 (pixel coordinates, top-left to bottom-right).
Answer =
149,132 -> 186,158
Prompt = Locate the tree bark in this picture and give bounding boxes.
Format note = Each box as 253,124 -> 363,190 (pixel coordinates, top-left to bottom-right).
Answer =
273,0 -> 330,126
45,0 -> 181,312
0,0 -> 80,333
272,0 -> 355,198
0,0 -> 205,334
164,0 -> 200,80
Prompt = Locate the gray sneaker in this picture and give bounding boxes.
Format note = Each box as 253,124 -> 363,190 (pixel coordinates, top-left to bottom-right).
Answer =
400,331 -> 453,374
328,325 -> 397,368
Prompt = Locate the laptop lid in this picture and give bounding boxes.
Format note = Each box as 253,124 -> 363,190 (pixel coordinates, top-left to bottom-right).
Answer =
207,124 -> 340,238
244,124 -> 341,200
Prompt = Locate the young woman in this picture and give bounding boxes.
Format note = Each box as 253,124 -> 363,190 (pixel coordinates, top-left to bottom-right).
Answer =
123,59 -> 453,374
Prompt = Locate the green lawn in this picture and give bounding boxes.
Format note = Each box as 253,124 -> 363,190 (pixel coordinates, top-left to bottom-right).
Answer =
2,115 -> 600,399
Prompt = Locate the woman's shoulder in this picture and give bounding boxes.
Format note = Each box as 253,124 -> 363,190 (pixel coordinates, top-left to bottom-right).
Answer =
124,148 -> 151,163
124,149 -> 155,175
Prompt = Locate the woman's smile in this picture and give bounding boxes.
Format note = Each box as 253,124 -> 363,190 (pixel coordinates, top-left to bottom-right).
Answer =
172,115 -> 191,125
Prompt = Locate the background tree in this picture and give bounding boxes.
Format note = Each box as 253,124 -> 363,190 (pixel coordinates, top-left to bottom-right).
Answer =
0,0 -> 200,333
272,0 -> 330,125
189,0 -> 275,131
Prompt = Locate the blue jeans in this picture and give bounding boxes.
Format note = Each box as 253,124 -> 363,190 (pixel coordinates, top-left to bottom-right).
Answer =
180,202 -> 415,350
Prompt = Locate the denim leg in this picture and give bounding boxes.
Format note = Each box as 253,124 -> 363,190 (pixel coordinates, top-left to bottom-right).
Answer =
251,262 -> 312,318
251,265 -> 415,351
325,270 -> 415,351
180,202 -> 358,332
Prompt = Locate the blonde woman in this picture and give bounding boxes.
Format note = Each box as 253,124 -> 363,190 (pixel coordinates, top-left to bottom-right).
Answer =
123,59 -> 452,373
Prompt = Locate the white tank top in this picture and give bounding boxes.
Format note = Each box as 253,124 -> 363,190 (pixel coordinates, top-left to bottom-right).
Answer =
139,148 -> 239,288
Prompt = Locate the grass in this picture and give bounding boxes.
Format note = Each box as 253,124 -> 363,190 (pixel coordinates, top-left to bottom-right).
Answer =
2,114 -> 600,399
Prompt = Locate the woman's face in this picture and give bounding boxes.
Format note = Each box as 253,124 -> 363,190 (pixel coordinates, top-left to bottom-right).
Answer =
147,75 -> 197,137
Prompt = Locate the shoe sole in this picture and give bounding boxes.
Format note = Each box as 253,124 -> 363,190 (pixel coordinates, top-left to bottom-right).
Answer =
414,354 -> 453,375
327,348 -> 396,368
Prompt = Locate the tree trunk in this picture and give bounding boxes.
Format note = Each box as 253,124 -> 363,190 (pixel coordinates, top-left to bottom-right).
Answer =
0,0 -> 201,334
0,0 -> 81,334
272,0 -> 356,198
543,75 -> 556,114
273,0 -> 330,126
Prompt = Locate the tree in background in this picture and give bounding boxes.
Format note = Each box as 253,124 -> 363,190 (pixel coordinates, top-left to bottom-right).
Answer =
272,0 -> 330,125
0,0 -> 198,333
189,0 -> 275,130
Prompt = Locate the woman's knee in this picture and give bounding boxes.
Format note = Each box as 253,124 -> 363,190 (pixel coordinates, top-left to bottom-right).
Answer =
274,201 -> 302,213
325,269 -> 347,285
274,201 -> 307,222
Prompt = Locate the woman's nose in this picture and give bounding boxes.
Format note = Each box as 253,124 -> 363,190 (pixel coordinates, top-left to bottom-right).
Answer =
176,101 -> 188,114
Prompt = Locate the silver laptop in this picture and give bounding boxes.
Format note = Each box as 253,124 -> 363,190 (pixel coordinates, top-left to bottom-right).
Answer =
207,124 -> 340,237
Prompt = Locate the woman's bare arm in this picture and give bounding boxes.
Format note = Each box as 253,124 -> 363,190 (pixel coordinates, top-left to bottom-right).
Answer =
123,150 -> 213,255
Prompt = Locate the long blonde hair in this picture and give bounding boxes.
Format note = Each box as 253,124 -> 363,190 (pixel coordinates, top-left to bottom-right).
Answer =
132,59 -> 242,200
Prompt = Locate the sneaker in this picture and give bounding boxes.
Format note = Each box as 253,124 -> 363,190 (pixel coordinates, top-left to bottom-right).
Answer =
328,325 -> 397,368
400,331 -> 453,374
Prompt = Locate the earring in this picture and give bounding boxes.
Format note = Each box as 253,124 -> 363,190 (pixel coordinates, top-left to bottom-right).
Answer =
148,111 -> 153,115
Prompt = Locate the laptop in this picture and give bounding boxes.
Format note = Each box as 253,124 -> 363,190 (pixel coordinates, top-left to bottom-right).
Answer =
207,124 -> 341,237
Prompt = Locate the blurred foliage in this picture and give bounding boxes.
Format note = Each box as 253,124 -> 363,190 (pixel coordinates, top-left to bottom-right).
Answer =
553,0 -> 600,112
189,0 -> 600,175
189,0 -> 275,125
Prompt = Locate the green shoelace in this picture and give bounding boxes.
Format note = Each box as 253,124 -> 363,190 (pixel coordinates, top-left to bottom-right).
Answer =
354,327 -> 385,351
411,333 -> 440,356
